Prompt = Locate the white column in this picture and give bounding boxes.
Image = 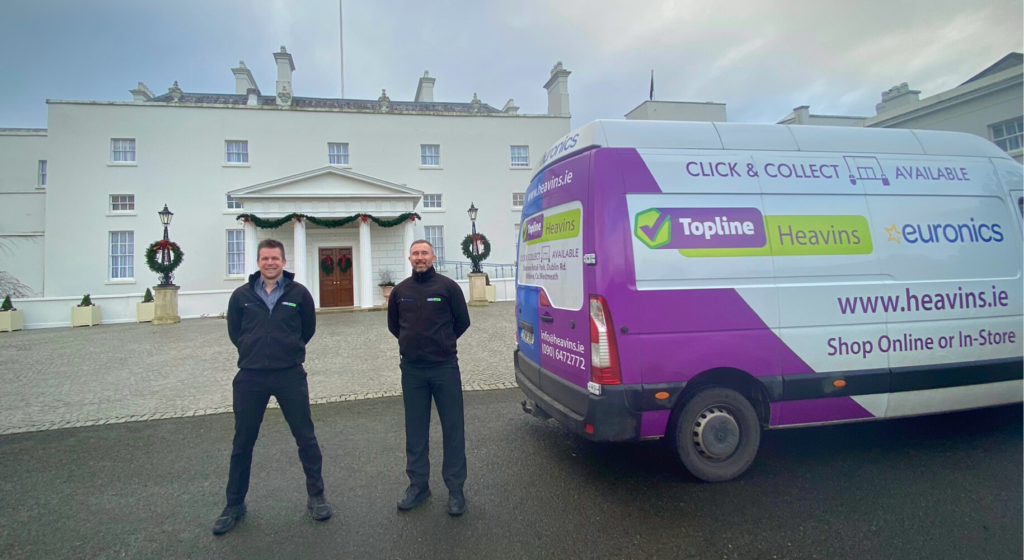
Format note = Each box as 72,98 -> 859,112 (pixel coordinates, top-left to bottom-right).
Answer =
359,218 -> 374,307
293,218 -> 307,286
403,219 -> 415,279
244,220 -> 258,276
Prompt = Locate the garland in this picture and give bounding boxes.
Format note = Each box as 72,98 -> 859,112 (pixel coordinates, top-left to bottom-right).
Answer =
461,233 -> 491,263
145,240 -> 185,275
238,212 -> 420,229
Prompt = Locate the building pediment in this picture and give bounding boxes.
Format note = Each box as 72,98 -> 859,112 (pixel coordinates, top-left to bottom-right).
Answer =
229,166 -> 422,200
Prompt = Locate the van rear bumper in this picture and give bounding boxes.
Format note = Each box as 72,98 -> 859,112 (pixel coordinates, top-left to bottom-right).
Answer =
514,349 -> 643,442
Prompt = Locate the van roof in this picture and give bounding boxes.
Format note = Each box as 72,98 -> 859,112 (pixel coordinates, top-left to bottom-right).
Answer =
534,120 -> 1014,177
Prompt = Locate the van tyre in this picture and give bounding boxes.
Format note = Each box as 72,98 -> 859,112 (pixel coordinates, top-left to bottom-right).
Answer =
672,386 -> 761,482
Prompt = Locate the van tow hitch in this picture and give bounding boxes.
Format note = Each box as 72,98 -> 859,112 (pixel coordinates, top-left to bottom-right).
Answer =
521,399 -> 552,420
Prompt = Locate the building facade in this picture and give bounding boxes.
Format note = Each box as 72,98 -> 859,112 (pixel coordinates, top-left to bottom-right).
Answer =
2,49 -> 571,327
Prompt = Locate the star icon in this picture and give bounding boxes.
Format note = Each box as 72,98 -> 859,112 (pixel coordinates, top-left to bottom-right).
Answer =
885,223 -> 902,243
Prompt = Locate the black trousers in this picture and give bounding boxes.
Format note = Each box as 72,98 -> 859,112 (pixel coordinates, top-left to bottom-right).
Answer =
400,360 -> 467,493
225,367 -> 325,506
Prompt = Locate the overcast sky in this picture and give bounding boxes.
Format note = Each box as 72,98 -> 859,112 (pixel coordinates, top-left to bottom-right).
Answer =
2,0 -> 1022,130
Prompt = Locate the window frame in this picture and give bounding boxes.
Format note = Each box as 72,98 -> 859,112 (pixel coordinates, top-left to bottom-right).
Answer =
108,230 -> 135,281
422,194 -> 443,211
510,145 -> 530,168
110,138 -> 137,164
512,192 -> 525,209
226,194 -> 243,210
990,117 -> 1023,154
424,225 -> 445,261
225,140 -> 250,164
226,229 -> 246,277
38,160 -> 47,187
109,194 -> 136,214
328,142 -> 350,166
420,144 -> 441,168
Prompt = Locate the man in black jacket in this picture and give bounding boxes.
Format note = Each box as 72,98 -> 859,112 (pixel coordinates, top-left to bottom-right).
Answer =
387,239 -> 471,516
213,239 -> 332,535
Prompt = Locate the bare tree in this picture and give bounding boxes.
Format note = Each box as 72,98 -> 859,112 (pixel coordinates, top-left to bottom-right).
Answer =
0,238 -> 40,298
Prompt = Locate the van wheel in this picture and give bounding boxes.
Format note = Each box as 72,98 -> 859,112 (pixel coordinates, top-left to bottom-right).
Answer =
672,386 -> 761,482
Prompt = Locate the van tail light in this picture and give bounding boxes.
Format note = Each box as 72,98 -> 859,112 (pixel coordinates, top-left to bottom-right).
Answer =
539,289 -> 551,307
589,295 -> 622,385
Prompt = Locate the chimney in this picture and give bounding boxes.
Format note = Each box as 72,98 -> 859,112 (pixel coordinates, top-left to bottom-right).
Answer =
502,99 -> 519,115
793,105 -> 811,124
232,61 -> 259,95
875,82 -> 920,115
129,82 -> 153,102
415,71 -> 435,102
247,88 -> 259,106
273,46 -> 295,106
544,61 -> 571,117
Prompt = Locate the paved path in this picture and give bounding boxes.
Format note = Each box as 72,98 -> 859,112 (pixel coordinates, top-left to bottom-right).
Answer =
1,390 -> 1020,560
0,302 -> 517,434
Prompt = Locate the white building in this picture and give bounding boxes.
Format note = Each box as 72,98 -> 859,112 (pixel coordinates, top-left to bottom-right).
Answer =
1,48 -> 572,328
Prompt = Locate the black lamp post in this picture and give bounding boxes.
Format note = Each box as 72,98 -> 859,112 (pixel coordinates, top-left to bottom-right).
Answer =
158,204 -> 175,286
468,202 -> 482,273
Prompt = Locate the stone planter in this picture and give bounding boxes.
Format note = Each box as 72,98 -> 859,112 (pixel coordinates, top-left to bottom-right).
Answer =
137,301 -> 156,323
153,285 -> 181,325
72,305 -> 102,327
485,284 -> 497,302
0,309 -> 24,332
467,273 -> 489,307
381,285 -> 394,304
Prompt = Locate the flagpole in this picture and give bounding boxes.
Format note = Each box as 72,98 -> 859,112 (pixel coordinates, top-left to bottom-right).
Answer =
339,0 -> 345,99
650,69 -> 654,101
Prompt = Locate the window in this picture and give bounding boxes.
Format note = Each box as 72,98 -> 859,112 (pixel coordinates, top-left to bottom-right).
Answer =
511,145 -> 530,167
226,141 -> 249,163
227,230 -> 245,276
991,117 -> 1023,153
38,160 -> 46,186
425,225 -> 445,260
328,143 -> 349,165
111,139 -> 136,162
109,231 -> 134,279
420,144 -> 440,167
512,192 -> 525,208
110,194 -> 135,212
423,194 -> 443,209
226,195 -> 243,210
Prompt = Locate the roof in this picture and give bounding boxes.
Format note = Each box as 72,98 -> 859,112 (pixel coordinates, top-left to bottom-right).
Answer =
145,92 -> 503,114
535,119 -> 1013,175
962,52 -> 1023,86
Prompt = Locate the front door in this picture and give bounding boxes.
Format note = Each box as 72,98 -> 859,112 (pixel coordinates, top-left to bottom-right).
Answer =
318,247 -> 354,308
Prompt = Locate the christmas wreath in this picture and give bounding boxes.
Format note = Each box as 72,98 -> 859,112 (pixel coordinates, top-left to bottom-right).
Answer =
320,255 -> 335,276
338,254 -> 352,274
145,240 -> 185,276
461,233 -> 491,263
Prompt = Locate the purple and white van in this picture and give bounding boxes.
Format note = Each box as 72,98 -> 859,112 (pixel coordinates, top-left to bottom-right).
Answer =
514,120 -> 1024,481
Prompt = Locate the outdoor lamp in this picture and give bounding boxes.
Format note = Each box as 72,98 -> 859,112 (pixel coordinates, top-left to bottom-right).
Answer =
159,204 -> 174,226
467,203 -> 478,222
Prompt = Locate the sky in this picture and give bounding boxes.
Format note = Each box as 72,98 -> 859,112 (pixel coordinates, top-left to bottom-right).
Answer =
2,0 -> 1022,130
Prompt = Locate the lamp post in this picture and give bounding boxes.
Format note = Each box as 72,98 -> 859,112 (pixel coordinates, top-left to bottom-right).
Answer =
158,204 -> 174,286
467,202 -> 481,274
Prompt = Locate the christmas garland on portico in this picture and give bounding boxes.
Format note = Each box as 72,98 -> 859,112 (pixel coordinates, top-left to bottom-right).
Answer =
237,212 -> 420,229
145,240 -> 185,275
461,233 -> 491,263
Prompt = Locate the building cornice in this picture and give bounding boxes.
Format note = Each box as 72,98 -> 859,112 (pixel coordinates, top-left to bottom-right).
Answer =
0,128 -> 47,136
43,99 -> 566,118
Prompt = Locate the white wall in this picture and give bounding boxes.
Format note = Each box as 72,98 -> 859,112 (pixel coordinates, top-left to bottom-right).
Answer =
9,289 -> 232,329
40,101 -> 568,300
0,130 -> 47,193
626,101 -> 727,122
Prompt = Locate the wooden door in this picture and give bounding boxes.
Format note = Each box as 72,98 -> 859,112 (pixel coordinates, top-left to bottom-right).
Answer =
318,247 -> 354,308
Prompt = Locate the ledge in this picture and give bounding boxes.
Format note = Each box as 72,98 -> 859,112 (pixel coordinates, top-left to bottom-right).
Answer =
107,162 -> 137,167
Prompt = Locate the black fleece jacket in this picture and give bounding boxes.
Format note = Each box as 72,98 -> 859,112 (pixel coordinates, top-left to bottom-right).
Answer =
227,270 -> 316,370
387,266 -> 471,366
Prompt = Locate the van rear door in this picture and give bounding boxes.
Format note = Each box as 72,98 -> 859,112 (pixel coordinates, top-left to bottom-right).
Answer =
516,152 -> 592,399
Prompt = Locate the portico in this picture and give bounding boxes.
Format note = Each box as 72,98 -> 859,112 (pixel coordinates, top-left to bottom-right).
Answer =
230,167 -> 421,308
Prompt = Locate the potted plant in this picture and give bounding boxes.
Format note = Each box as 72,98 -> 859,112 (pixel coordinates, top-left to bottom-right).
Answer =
0,295 -> 24,333
137,288 -> 156,323
71,294 -> 102,327
378,268 -> 396,303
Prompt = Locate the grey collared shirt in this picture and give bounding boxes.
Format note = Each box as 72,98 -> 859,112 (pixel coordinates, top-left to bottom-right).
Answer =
256,275 -> 289,312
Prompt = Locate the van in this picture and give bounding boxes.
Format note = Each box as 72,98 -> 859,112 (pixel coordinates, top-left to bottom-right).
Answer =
514,120 -> 1023,482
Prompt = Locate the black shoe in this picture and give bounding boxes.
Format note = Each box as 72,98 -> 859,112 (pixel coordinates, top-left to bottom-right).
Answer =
308,493 -> 333,521
212,503 -> 246,535
447,492 -> 467,517
397,485 -> 431,511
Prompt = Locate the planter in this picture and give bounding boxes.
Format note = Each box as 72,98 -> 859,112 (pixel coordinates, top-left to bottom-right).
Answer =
137,301 -> 156,323
0,309 -> 24,333
381,285 -> 394,304
72,305 -> 102,327
485,285 -> 496,302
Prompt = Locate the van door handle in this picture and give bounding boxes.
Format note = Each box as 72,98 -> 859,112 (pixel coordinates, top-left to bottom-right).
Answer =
540,314 -> 554,323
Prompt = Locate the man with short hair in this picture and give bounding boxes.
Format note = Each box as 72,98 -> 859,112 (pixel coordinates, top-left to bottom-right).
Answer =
213,238 -> 331,535
388,239 -> 472,516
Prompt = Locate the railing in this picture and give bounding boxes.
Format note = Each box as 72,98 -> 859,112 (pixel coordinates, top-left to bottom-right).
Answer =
434,260 -> 516,281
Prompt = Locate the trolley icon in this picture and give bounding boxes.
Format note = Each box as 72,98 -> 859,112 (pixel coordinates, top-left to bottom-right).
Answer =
844,156 -> 890,186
